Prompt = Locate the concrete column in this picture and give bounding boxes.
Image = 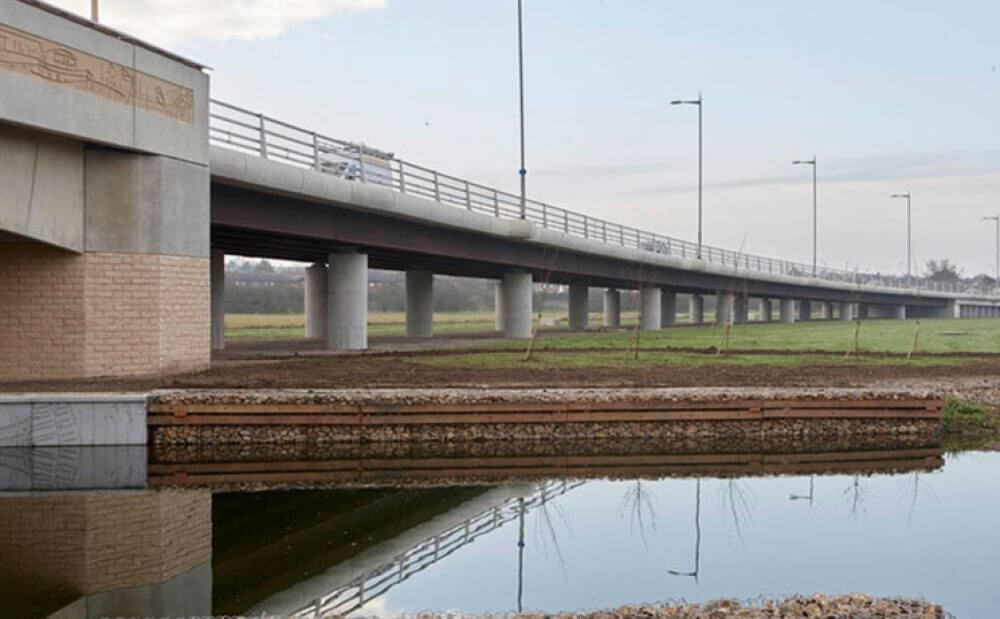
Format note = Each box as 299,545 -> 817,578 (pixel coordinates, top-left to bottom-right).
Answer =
689,294 -> 704,325
895,305 -> 907,320
603,289 -> 621,328
405,270 -> 434,338
568,284 -> 590,331
494,281 -> 506,331
210,249 -> 225,351
780,298 -> 796,324
327,250 -> 368,350
640,286 -> 662,331
716,292 -> 734,326
660,290 -> 677,328
798,300 -> 811,322
759,298 -> 772,322
825,302 -> 835,320
733,295 -> 748,324
503,272 -> 533,338
840,301 -> 854,322
859,304 -> 870,320
304,262 -> 328,340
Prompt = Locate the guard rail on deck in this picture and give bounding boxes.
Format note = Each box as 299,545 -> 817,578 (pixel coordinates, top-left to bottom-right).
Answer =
209,99 -> 998,298
291,479 -> 583,618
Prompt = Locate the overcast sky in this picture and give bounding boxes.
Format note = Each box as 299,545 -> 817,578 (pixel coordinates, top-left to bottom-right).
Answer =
53,0 -> 1000,276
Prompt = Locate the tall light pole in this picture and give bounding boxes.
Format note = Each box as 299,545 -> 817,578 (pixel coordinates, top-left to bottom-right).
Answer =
984,214 -> 1000,282
891,192 -> 912,280
91,0 -> 99,22
792,156 -> 817,276
670,93 -> 703,259
516,0 -> 527,220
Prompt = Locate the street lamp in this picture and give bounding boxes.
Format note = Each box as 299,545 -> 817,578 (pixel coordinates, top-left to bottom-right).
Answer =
91,0 -> 99,21
792,156 -> 818,276
984,214 -> 999,282
670,93 -> 703,259
516,0 -> 527,220
891,192 -> 912,280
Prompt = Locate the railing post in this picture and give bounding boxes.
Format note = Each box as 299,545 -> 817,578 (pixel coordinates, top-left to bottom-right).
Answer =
564,211 -> 569,233
398,160 -> 406,193
258,114 -> 267,158
493,190 -> 500,216
465,181 -> 472,210
433,171 -> 440,202
602,220 -> 607,242
311,132 -> 320,171
584,215 -> 589,238
619,224 -> 625,245
542,204 -> 548,227
357,142 -> 366,183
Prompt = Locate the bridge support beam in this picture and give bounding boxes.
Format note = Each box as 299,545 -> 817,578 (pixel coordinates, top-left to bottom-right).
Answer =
503,272 -> 533,339
327,250 -> 368,350
304,262 -> 328,339
759,298 -> 772,322
568,284 -> 589,331
798,300 -> 811,322
733,295 -> 748,325
689,295 -> 704,324
603,289 -> 621,328
716,292 -> 734,326
640,286 -> 662,331
780,299 -> 796,324
210,249 -> 225,351
660,290 -> 677,328
405,270 -> 434,338
840,301 -> 854,322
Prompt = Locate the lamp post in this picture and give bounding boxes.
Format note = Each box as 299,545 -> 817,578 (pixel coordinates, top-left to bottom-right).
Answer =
670,93 -> 703,259
984,214 -> 1000,283
891,192 -> 912,280
516,0 -> 527,220
91,0 -> 99,21
792,156 -> 817,276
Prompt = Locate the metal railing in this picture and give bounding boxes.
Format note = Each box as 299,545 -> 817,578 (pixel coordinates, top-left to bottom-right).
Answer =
289,480 -> 583,618
209,99 -> 998,298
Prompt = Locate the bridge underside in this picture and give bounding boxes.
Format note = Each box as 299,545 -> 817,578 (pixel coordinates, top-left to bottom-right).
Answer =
211,183 -> 944,309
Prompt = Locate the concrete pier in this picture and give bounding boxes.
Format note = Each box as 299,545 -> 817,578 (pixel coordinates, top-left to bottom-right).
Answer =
304,262 -> 328,339
405,270 -> 434,338
780,299 -> 796,324
798,300 -> 811,322
716,292 -> 734,326
327,251 -> 368,350
640,286 -> 662,331
689,294 -> 704,325
734,295 -> 748,324
859,304 -> 870,320
895,305 -> 907,320
603,289 -> 621,328
503,272 -> 533,339
660,290 -> 677,328
759,298 -> 772,322
568,284 -> 589,331
840,301 -> 854,322
210,249 -> 225,351
494,281 -> 506,331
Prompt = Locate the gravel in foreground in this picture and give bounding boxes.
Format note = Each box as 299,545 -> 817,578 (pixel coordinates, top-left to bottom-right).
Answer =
405,595 -> 947,618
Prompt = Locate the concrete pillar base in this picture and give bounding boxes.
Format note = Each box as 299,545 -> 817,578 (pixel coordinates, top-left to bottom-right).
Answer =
568,284 -> 589,331
503,272 -> 532,339
840,302 -> 854,322
759,298 -> 772,322
603,289 -> 621,328
327,251 -> 368,350
798,300 -> 811,322
734,295 -> 748,325
716,292 -> 734,326
494,281 -> 506,331
640,286 -> 662,331
895,305 -> 907,320
405,270 -> 434,338
304,261 -> 328,340
660,290 -> 677,328
689,294 -> 704,325
780,298 -> 796,324
210,249 -> 225,351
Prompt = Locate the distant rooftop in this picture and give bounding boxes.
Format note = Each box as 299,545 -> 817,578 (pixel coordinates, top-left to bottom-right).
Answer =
16,0 -> 208,70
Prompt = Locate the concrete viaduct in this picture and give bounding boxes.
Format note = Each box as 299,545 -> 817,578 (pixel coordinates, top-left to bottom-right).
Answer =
2,0 -> 999,380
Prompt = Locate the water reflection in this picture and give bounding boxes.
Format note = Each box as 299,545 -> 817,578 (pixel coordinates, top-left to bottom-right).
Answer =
3,445 -> 999,618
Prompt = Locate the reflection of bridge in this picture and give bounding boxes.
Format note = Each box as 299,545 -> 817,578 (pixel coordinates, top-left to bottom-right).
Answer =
248,480 -> 583,618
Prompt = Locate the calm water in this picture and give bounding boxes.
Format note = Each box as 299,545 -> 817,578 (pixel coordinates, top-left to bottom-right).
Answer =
2,448 -> 999,618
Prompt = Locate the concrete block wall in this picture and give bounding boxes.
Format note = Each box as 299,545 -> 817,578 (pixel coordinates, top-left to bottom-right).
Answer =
0,243 -> 208,379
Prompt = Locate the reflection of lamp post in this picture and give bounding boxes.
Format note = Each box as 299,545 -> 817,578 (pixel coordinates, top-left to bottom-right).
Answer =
789,476 -> 814,506
516,497 -> 526,612
667,479 -> 701,581
670,94 -> 703,259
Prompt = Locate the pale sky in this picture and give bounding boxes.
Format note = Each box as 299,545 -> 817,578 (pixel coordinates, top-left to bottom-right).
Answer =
52,0 -> 1000,276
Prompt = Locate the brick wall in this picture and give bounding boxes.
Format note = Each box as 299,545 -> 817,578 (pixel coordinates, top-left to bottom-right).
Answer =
0,242 -> 210,380
0,490 -> 211,596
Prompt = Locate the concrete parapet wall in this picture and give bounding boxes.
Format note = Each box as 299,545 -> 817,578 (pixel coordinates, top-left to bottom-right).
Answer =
0,242 -> 209,380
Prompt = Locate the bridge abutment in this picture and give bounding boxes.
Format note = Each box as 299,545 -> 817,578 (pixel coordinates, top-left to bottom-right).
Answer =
640,286 -> 662,331
503,272 -> 533,338
689,294 -> 704,324
603,289 -> 621,328
568,284 -> 589,331
327,251 -> 368,350
405,270 -> 434,338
